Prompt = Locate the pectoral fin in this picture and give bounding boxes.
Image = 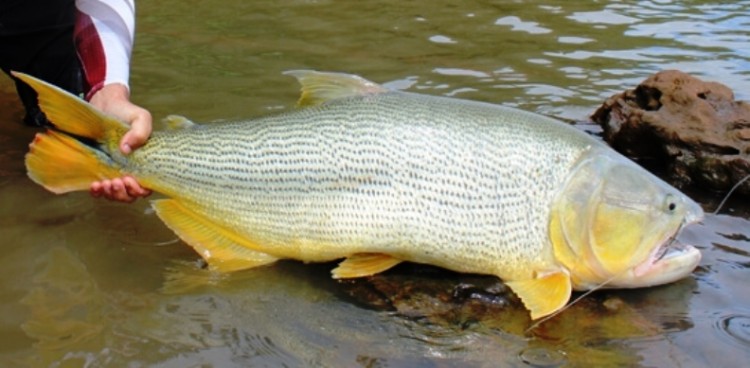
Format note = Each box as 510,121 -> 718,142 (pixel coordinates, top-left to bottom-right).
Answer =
506,270 -> 572,320
152,199 -> 278,273
331,253 -> 403,279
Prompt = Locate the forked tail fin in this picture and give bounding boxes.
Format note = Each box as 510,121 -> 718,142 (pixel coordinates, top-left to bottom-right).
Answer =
26,131 -> 123,193
11,71 -> 129,142
12,71 -> 128,193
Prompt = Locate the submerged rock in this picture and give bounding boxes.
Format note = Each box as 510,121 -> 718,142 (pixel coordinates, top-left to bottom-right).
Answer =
334,263 -> 670,347
336,264 -> 520,326
591,70 -> 750,196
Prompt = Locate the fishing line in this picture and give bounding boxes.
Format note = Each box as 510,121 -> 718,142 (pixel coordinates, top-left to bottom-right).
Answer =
527,212 -> 693,333
525,272 -> 622,333
713,174 -> 750,215
656,220 -> 685,261
528,175 -> 748,329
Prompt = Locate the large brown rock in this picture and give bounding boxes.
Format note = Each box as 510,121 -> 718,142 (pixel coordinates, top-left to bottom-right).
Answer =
591,70 -> 750,196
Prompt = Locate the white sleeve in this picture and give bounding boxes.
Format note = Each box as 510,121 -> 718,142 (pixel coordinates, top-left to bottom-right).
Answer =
75,0 -> 135,98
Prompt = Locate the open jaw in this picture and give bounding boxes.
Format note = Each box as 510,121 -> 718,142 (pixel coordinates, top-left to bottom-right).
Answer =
610,228 -> 702,289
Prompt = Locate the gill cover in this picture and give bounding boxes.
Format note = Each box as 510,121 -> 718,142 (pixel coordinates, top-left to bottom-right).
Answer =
550,149 -> 699,289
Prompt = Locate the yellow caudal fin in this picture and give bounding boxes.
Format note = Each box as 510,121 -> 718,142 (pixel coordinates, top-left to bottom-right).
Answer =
506,270 -> 572,320
11,71 -> 128,142
331,253 -> 403,279
152,199 -> 279,273
284,70 -> 389,107
25,131 -> 122,193
15,72 -> 136,194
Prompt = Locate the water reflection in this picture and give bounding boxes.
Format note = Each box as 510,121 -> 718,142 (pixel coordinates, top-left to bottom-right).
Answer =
1,0 -> 749,366
21,247 -> 104,352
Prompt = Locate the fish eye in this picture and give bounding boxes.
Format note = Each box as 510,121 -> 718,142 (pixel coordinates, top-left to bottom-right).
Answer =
664,194 -> 678,213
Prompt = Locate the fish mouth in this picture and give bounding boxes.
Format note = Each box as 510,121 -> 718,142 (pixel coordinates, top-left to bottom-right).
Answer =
625,228 -> 702,288
614,197 -> 704,289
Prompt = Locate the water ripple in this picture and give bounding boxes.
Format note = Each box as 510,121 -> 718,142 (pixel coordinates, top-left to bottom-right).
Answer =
715,314 -> 750,349
568,10 -> 639,25
495,16 -> 552,35
429,35 -> 457,44
519,347 -> 567,367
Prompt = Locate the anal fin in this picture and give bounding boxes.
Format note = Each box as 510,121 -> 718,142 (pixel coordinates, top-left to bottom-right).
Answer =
506,270 -> 572,320
331,253 -> 403,279
152,199 -> 278,273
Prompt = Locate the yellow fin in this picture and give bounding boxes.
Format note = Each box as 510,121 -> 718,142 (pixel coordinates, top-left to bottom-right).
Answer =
331,253 -> 403,279
25,131 -> 122,193
163,115 -> 196,130
283,70 -> 389,107
152,199 -> 278,273
11,71 -> 128,141
506,270 -> 572,320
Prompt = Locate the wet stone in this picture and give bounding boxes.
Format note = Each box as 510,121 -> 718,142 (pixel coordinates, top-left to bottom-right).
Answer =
335,264 -> 518,325
602,297 -> 625,312
591,70 -> 750,196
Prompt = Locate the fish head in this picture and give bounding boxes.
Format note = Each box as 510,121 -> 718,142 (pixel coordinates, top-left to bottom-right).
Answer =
550,150 -> 703,291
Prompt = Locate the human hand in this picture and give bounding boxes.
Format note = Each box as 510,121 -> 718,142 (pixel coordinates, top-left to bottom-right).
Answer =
90,176 -> 151,203
89,83 -> 153,202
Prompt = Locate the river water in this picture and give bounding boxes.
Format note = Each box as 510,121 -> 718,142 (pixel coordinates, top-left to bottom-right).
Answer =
1,1 -> 749,367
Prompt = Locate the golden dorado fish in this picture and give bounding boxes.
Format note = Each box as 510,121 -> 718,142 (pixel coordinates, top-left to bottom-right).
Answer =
15,71 -> 703,320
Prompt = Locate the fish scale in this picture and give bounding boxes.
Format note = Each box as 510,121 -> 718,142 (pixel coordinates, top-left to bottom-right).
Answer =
128,91 -> 590,279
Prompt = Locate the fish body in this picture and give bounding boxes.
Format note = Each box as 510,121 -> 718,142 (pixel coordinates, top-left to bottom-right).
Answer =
134,89 -> 588,276
15,71 -> 703,319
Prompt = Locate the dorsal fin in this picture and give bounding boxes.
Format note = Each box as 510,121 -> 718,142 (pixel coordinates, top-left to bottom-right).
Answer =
163,115 -> 197,130
283,70 -> 389,107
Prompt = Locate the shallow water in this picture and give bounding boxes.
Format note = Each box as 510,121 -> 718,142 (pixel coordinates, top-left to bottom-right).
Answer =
1,1 -> 749,366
